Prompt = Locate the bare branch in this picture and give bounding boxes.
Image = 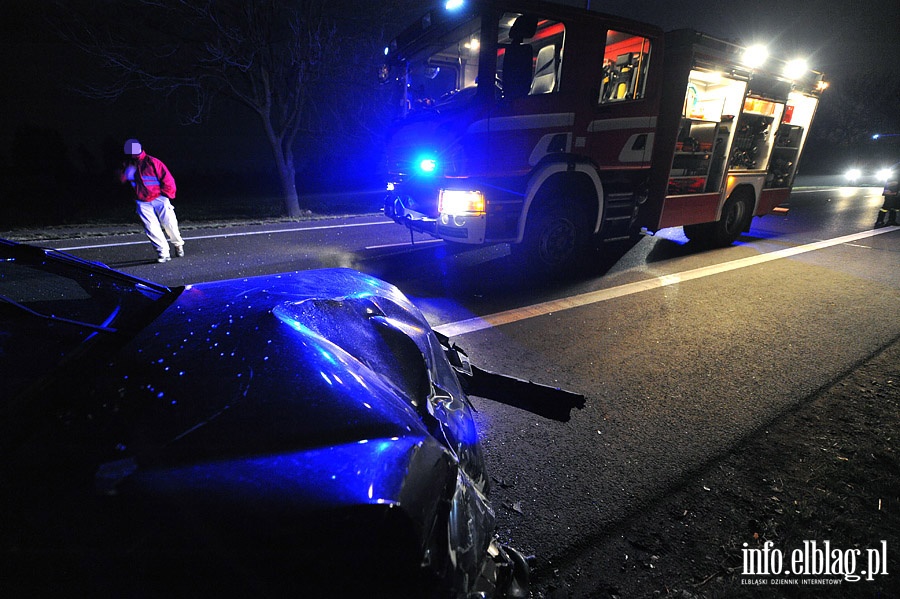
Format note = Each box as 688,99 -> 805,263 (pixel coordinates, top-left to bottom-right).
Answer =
49,0 -> 421,216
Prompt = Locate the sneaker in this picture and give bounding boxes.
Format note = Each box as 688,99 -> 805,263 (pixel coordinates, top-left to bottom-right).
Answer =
174,246 -> 185,258
157,255 -> 171,263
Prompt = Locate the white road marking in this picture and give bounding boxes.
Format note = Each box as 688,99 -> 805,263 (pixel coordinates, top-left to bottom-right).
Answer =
52,219 -> 395,251
434,227 -> 898,338
365,239 -> 443,250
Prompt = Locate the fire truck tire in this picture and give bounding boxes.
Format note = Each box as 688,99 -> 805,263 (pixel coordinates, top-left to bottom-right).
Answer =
516,202 -> 589,275
684,189 -> 753,247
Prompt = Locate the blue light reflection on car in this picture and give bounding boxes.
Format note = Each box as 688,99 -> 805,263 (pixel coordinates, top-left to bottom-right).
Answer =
126,437 -> 425,509
272,294 -> 481,451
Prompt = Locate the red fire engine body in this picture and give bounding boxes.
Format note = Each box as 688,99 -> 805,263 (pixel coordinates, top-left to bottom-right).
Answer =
381,0 -> 826,272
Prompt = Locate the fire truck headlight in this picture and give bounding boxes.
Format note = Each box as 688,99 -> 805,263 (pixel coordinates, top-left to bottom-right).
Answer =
439,190 -> 485,215
783,59 -> 808,80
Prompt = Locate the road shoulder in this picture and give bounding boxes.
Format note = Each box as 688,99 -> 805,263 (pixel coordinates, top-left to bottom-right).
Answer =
538,336 -> 900,598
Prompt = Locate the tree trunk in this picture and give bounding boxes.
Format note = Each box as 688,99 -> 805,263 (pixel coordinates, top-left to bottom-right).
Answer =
266,131 -> 303,218
275,157 -> 303,218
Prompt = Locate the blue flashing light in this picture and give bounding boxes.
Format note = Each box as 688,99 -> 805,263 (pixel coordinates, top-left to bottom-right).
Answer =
418,158 -> 438,174
445,0 -> 465,11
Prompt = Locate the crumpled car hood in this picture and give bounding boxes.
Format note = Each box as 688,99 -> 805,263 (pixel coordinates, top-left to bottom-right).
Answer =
95,269 -> 472,469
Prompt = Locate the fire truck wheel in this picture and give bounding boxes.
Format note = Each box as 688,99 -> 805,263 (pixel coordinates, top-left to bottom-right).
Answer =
684,190 -> 752,247
516,203 -> 589,275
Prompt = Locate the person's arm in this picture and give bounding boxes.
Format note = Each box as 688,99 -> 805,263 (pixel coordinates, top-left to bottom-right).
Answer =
117,163 -> 135,184
155,158 -> 177,199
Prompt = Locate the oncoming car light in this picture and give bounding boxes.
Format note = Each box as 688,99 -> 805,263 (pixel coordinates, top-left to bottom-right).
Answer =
439,189 -> 485,215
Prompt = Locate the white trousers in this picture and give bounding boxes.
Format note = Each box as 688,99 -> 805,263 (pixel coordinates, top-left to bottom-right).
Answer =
136,197 -> 184,258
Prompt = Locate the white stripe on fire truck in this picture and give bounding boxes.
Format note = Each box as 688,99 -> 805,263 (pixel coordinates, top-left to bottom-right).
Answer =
587,116 -> 657,132
467,113 -> 575,134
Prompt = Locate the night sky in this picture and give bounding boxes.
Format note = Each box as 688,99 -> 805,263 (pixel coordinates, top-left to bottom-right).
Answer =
1,1 -> 897,175
572,0 -> 899,79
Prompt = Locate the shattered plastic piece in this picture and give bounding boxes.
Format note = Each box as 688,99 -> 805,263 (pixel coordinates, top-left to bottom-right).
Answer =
438,333 -> 586,421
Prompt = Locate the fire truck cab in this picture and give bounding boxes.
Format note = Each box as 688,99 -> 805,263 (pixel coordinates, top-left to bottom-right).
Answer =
380,0 -> 826,273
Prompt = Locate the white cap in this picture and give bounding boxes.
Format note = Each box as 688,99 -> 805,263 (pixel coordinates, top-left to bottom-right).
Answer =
124,139 -> 142,155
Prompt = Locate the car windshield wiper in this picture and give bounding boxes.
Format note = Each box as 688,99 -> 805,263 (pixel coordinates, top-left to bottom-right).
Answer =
4,241 -> 173,297
44,248 -> 173,293
0,293 -> 118,334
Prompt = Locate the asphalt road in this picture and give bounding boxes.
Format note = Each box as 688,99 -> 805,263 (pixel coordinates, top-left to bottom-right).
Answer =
14,185 -> 900,588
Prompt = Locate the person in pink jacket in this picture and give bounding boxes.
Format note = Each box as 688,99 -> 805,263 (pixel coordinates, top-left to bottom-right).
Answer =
120,139 -> 185,262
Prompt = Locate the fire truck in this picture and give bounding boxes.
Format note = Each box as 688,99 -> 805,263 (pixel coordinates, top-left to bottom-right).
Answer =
380,0 -> 827,273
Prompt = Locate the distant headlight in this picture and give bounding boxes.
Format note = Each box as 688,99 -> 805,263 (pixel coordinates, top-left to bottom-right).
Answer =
845,168 -> 862,182
439,189 -> 485,215
876,168 -> 893,182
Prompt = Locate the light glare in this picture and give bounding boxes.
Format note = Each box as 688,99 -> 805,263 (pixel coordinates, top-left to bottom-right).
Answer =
742,45 -> 768,68
783,59 -> 808,79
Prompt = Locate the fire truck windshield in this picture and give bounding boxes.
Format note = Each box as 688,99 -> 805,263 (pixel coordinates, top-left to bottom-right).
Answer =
399,17 -> 482,113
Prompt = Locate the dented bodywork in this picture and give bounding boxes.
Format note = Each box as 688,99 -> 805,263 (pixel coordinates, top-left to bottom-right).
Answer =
0,239 -> 569,598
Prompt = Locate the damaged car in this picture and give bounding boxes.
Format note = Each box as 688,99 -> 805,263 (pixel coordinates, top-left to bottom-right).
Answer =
0,238 -> 552,598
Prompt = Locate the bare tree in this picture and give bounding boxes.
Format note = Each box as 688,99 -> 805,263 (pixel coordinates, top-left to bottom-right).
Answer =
54,0 -> 340,218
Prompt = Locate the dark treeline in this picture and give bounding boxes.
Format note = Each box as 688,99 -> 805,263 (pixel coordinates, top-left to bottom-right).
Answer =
802,68 -> 900,173
0,127 -> 290,228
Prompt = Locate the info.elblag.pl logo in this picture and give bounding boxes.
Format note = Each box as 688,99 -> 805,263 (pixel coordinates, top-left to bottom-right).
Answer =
741,540 -> 889,586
